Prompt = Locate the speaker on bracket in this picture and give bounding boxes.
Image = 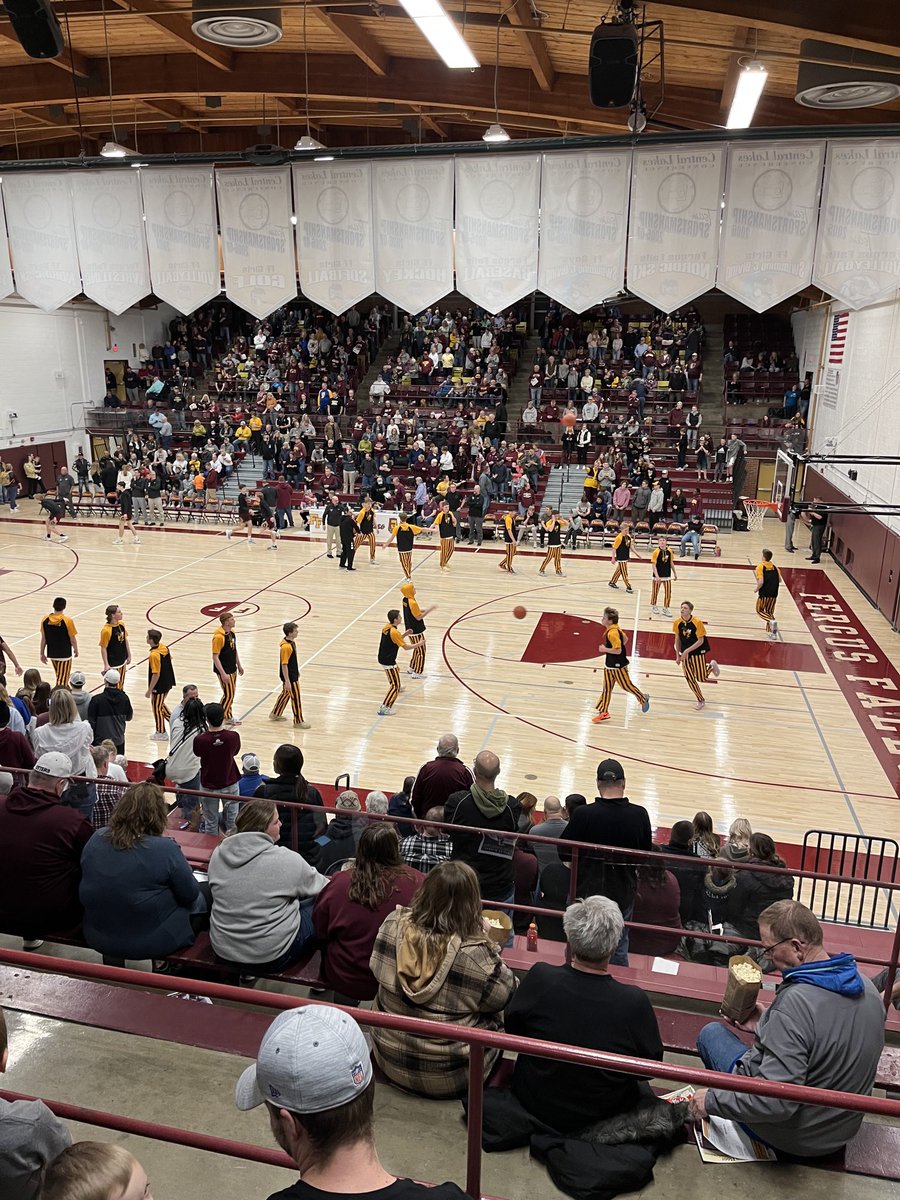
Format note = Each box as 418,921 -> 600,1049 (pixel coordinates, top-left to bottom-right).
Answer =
2,0 -> 65,59
588,22 -> 639,109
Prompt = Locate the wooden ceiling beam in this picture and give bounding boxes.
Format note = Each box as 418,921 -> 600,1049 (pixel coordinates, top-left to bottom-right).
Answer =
312,8 -> 390,77
142,98 -> 204,132
1,52 -> 897,132
0,18 -> 93,78
650,1 -> 900,55
505,0 -> 556,93
106,0 -> 235,71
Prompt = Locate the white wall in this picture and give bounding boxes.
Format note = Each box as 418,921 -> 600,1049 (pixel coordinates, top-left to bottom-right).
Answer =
792,297 -> 900,535
0,297 -> 177,460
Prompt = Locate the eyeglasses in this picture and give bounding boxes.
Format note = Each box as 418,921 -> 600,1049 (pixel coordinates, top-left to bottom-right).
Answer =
761,936 -> 803,955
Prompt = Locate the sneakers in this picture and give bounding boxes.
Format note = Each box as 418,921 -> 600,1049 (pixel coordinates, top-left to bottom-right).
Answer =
22,938 -> 44,951
266,543 -> 277,551
608,582 -> 619,589
591,712 -> 611,723
113,537 -> 123,545
149,731 -> 168,741
58,534 -> 68,542
225,718 -> 242,727
770,620 -> 779,636
269,713 -> 288,721
694,699 -> 706,710
377,705 -> 393,716
225,528 -> 232,540
626,587 -> 634,594
641,694 -> 651,713
650,605 -> 659,614
326,553 -> 333,558
662,608 -> 672,618
294,720 -> 311,729
556,571 -> 566,577
710,660 -> 721,678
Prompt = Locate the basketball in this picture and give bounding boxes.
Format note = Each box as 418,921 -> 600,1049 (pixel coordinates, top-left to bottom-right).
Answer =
513,605 -> 527,620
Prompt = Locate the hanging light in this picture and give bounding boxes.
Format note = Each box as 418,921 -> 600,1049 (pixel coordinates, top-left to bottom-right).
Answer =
482,122 -> 510,143
294,133 -> 325,151
100,140 -> 132,158
726,62 -> 769,129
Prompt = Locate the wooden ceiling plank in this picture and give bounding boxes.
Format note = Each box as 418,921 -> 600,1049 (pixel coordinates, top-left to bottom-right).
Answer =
142,97 -> 204,132
506,0 -> 556,92
106,0 -> 235,71
313,8 -> 390,77
0,17 -> 93,77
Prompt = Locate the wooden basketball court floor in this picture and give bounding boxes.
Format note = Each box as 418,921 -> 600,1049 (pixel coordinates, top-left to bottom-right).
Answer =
2,507 -> 900,845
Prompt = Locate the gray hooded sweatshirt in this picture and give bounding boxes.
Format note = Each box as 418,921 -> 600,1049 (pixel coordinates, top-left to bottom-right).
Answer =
208,832 -> 328,964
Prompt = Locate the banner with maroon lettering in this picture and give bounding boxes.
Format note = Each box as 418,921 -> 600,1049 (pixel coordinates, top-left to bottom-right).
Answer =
70,170 -> 151,314
216,167 -> 297,320
718,141 -> 825,311
538,150 -> 630,313
813,138 -> 900,310
372,158 -> 453,313
294,161 -> 376,314
454,154 -> 540,313
627,146 -> 726,311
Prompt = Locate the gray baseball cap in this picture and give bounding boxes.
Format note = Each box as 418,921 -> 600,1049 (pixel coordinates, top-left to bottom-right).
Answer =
235,1006 -> 372,1114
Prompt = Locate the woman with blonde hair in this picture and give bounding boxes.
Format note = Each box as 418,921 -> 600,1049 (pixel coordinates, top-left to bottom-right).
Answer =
369,860 -> 516,1098
313,823 -> 424,1003
32,686 -> 96,818
41,1141 -> 152,1200
514,790 -> 539,832
721,817 -> 752,862
80,782 -> 205,962
208,798 -> 328,972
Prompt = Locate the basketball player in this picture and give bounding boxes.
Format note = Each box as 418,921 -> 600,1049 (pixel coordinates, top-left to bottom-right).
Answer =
401,581 -> 435,679
674,600 -> 721,710
212,612 -> 243,726
269,621 -> 310,728
145,628 -> 176,740
112,481 -> 141,545
539,511 -> 567,576
39,597 -> 78,687
40,496 -> 68,543
377,609 -> 412,715
354,496 -> 378,565
650,535 -> 677,617
433,502 -> 458,571
99,604 -> 131,688
384,514 -> 428,580
754,548 -> 781,639
591,605 -> 650,724
257,490 -> 278,551
226,485 -> 254,542
498,511 -> 521,574
609,520 -> 638,592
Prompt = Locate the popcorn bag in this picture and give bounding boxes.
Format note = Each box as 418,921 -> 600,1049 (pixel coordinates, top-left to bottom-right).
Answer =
720,955 -> 762,1022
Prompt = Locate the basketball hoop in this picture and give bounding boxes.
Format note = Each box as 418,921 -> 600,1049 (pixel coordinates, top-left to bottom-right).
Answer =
744,500 -> 779,531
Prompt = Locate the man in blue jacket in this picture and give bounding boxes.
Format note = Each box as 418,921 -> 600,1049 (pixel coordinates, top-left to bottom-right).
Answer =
690,899 -> 885,1157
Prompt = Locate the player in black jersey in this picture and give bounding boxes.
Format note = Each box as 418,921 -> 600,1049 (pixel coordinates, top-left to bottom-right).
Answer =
401,581 -> 435,678
355,497 -> 378,565
270,621 -> 310,728
377,610 -> 412,714
212,612 -> 244,725
539,511 -> 567,576
673,600 -> 721,710
145,627 -> 176,739
754,549 -> 781,640
99,604 -> 131,689
385,514 -> 428,580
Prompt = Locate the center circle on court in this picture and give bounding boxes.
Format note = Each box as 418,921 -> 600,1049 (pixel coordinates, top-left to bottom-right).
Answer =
146,589 -> 311,635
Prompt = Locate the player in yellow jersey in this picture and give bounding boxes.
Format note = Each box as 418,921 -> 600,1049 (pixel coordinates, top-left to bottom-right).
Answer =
401,581 -> 435,678
650,535 -> 677,617
40,598 -> 78,688
269,621 -> 310,728
539,511 -> 567,576
754,548 -> 781,640
592,606 -> 650,722
377,610 -> 412,715
99,604 -> 131,688
609,520 -> 638,592
433,502 -> 459,571
354,497 -> 378,564
498,511 -> 521,574
212,612 -> 243,726
673,600 -> 721,710
384,513 -> 429,580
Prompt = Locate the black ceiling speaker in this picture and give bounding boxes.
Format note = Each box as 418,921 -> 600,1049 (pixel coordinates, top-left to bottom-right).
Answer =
2,0 -> 65,58
588,22 -> 639,108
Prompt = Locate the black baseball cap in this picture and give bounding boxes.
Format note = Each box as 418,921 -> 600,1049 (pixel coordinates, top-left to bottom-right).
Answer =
596,758 -> 625,782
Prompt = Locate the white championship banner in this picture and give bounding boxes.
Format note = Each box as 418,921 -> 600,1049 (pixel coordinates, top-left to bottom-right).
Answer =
0,184 -> 13,300
454,154 -> 540,313
718,141 -> 825,312
141,166 -> 221,315
294,161 -> 376,314
813,139 -> 900,310
538,150 -> 630,313
2,173 -> 82,311
373,158 -> 453,313
628,146 -> 726,311
216,167 -> 297,320
70,170 -> 151,314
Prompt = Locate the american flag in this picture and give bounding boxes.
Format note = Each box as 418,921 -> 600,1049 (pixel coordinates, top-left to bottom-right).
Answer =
828,311 -> 849,364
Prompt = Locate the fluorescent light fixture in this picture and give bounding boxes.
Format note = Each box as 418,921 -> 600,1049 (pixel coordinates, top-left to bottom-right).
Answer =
314,155 -> 335,162
482,122 -> 510,143
100,140 -> 132,158
398,0 -> 478,69
290,215 -> 298,224
726,62 -> 768,129
295,134 -> 325,151
130,162 -> 149,168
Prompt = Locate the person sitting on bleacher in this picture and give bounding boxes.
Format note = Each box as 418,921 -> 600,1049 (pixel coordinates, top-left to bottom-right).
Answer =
236,1005 -> 469,1200
691,900 -> 886,1158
